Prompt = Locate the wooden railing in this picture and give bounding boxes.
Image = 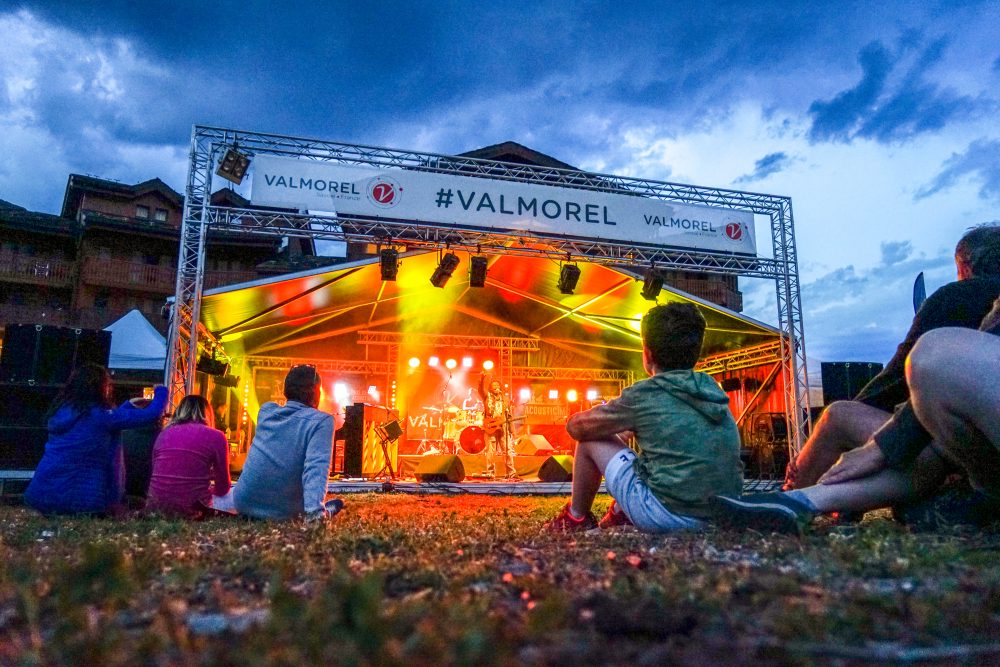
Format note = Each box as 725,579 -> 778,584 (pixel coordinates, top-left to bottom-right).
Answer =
81,257 -> 176,292
0,255 -> 75,288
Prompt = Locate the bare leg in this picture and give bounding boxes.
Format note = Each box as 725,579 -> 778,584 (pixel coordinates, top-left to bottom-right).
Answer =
570,438 -> 630,518
786,401 -> 891,488
797,446 -> 949,513
503,430 -> 516,477
909,328 -> 1000,496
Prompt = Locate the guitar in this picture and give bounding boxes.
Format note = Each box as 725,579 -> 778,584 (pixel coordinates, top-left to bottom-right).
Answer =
482,414 -> 525,434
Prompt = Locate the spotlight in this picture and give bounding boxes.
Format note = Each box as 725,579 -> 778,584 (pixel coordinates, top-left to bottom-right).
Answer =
641,266 -> 664,301
445,358 -> 458,370
586,389 -> 599,401
408,357 -> 420,368
428,356 -> 439,367
567,389 -> 578,402
557,263 -> 581,294
216,146 -> 251,185
380,248 -> 399,281
430,252 -> 460,288
548,389 -> 559,400
462,357 -> 473,368
469,255 -> 488,287
519,387 -> 532,402
482,359 -> 494,371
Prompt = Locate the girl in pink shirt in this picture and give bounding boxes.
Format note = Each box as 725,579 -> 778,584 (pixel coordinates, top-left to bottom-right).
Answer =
146,395 -> 231,518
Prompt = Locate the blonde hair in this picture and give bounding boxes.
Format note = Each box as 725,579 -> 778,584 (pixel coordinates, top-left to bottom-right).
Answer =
168,395 -> 215,429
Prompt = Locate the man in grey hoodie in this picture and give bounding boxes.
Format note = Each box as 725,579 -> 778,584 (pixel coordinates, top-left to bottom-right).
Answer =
544,303 -> 743,532
234,365 -> 343,521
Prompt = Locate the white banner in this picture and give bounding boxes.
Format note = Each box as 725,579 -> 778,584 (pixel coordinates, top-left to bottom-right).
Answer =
249,155 -> 757,255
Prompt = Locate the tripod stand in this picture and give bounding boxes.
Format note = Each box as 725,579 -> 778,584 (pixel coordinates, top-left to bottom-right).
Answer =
373,420 -> 402,480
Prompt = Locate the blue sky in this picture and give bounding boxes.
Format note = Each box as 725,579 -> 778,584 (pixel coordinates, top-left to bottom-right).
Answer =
1,1 -> 998,366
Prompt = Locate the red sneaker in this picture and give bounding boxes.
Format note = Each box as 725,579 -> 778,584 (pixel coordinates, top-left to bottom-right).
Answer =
543,502 -> 598,532
598,500 -> 633,528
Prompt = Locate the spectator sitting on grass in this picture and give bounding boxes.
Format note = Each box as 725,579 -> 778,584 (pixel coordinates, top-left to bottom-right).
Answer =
233,365 -> 344,521
714,296 -> 1000,535
145,394 -> 231,519
785,223 -> 1000,490
25,363 -> 167,516
543,302 -> 743,533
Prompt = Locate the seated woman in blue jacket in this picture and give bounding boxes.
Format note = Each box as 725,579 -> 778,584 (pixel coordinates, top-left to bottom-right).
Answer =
25,363 -> 168,516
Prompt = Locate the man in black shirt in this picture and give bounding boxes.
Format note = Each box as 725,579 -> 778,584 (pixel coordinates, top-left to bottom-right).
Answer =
786,224 -> 1000,489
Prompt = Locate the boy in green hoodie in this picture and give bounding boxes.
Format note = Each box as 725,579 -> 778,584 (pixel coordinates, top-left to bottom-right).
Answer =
544,302 -> 743,532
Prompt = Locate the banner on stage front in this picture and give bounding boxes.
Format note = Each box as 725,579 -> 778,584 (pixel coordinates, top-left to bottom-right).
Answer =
249,155 -> 757,255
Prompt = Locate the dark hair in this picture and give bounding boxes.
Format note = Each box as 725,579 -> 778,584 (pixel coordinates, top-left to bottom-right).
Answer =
956,223 -> 1000,277
169,394 -> 213,428
50,363 -> 113,416
284,364 -> 321,405
640,302 -> 706,371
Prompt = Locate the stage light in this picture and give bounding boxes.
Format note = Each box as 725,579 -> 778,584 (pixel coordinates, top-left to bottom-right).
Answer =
430,252 -> 461,288
428,356 -> 440,367
216,146 -> 251,185
469,255 -> 488,287
368,385 -> 380,402
548,389 -> 559,400
380,248 -> 399,281
482,359 -> 494,371
519,387 -> 532,402
558,263 -> 581,294
408,357 -> 421,368
462,357 -> 473,368
445,358 -> 458,370
586,388 -> 599,401
641,266 -> 664,301
333,382 -> 349,405
567,389 -> 578,402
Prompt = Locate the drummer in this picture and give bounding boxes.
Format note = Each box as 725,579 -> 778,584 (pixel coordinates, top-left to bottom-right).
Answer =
461,388 -> 483,413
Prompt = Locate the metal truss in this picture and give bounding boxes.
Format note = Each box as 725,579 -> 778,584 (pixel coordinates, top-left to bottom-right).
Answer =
357,330 -> 541,351
695,341 -> 783,375
510,367 -> 635,383
171,125 -> 811,454
246,355 -> 393,375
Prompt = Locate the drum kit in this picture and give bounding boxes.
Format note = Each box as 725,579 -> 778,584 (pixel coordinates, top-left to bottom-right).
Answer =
418,404 -> 485,454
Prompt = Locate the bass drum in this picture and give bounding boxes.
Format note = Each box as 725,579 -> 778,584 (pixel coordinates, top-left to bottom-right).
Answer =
458,425 -> 487,455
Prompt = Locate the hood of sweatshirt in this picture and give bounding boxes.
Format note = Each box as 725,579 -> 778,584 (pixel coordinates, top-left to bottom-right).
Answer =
647,370 -> 732,423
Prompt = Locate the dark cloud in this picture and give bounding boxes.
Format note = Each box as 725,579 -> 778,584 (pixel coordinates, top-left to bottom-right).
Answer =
880,240 -> 913,266
916,138 -> 1000,203
734,152 -> 791,183
808,38 -> 988,144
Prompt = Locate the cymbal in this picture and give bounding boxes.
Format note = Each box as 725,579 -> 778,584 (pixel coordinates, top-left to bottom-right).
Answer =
446,406 -> 460,413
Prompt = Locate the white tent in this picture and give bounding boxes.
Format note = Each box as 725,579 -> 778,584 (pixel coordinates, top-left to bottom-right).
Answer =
104,309 -> 167,371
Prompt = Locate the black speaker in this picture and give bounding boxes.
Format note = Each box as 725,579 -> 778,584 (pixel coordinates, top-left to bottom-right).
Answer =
820,362 -> 884,404
414,454 -> 465,483
341,403 -> 365,477
514,434 -> 554,456
0,324 -> 111,384
0,384 -> 60,470
538,455 -> 574,482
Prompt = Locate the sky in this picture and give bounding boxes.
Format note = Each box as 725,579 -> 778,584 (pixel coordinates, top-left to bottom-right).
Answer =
1,1 -> 998,367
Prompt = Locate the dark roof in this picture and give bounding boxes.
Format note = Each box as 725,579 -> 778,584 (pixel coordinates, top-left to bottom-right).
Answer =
61,174 -> 183,218
0,198 -> 77,236
458,141 -> 579,171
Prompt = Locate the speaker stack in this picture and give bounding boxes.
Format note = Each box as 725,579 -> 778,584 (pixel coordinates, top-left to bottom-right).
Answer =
0,324 -> 112,469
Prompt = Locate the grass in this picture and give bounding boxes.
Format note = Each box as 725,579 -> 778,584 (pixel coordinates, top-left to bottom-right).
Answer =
2,494 -> 1000,665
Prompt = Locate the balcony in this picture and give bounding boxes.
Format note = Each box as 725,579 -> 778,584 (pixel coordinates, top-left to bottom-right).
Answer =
0,255 -> 75,288
204,269 -> 259,289
81,257 -> 176,293
0,303 -> 73,327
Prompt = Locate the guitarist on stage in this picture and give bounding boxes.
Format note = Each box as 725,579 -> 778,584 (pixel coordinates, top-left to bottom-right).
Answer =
478,373 -> 518,481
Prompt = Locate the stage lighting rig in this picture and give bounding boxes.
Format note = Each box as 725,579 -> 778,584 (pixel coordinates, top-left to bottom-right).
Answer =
380,248 -> 399,281
641,266 -> 664,301
557,262 -> 581,294
215,146 -> 251,185
430,252 -> 460,288
469,255 -> 488,287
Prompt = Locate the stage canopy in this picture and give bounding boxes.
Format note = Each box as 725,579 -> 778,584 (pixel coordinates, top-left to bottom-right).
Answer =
199,249 -> 780,372
104,309 -> 167,371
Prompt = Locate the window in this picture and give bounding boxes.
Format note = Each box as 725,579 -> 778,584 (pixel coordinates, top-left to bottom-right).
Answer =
94,291 -> 110,310
154,208 -> 168,222
136,205 -> 150,219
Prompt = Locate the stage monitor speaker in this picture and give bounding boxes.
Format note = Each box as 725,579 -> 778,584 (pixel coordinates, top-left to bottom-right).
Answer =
514,434 -> 554,456
538,455 -> 574,482
0,324 -> 111,384
414,454 -> 465,483
820,362 -> 884,404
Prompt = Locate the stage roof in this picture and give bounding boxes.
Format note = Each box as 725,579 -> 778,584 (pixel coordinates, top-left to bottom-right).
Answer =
199,250 -> 780,370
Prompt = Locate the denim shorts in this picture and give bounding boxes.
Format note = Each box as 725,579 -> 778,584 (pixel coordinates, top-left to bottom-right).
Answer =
604,448 -> 703,533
